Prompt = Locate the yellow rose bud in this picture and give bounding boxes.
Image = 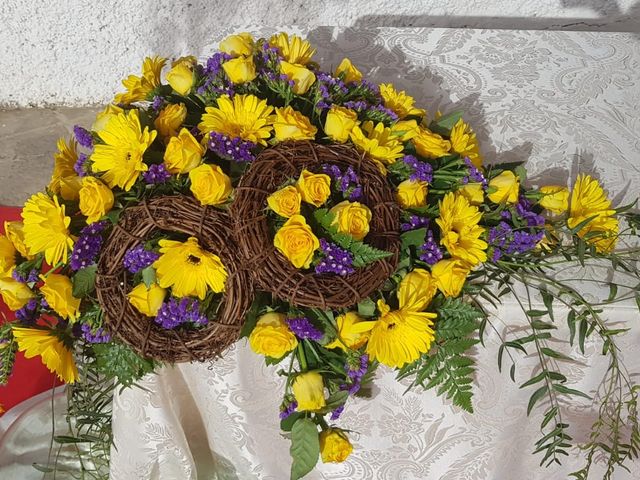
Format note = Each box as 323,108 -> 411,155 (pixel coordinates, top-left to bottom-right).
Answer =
320,428 -> 353,463
248,312 -> 298,358
335,58 -> 362,83
292,371 -> 326,411
79,177 -> 114,224
58,175 -> 82,202
280,61 -> 316,94
154,103 -> 187,139
127,282 -> 166,317
219,32 -> 254,57
0,277 -> 34,311
92,104 -> 124,132
539,185 -> 569,214
267,185 -> 301,218
40,274 -> 81,322
189,163 -> 233,206
222,55 -> 257,84
166,62 -> 195,96
0,235 -> 16,277
4,221 -> 31,259
330,200 -> 372,241
325,311 -> 372,351
273,215 -> 320,269
459,182 -> 484,206
397,179 -> 428,209
431,259 -> 470,298
412,128 -> 451,159
297,169 -> 331,207
273,106 -> 317,141
488,170 -> 520,205
324,105 -> 359,143
164,128 -> 205,174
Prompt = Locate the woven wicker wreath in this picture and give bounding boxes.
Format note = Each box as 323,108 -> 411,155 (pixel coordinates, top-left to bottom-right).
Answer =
95,195 -> 253,363
231,141 -> 400,309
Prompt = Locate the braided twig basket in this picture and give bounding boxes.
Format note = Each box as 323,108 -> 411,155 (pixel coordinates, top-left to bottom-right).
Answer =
231,141 -> 400,309
95,195 -> 253,362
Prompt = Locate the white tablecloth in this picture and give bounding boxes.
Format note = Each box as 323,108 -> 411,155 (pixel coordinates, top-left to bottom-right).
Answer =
104,27 -> 640,479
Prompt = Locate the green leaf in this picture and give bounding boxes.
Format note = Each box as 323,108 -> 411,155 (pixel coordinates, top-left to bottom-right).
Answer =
280,411 -> 303,432
541,290 -> 555,321
54,435 -> 87,444
527,385 -> 548,415
290,418 -> 320,480
541,347 -> 573,361
607,283 -> 618,302
72,265 -> 97,298
430,110 -> 463,134
357,298 -> 376,318
514,165 -> 527,183
553,384 -> 591,400
526,309 -> 548,318
400,228 -> 427,250
141,266 -> 156,288
520,372 -> 547,389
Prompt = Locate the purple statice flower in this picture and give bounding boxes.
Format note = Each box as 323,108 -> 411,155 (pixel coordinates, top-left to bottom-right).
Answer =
143,163 -> 171,184
151,95 -> 165,112
316,71 -> 348,95
73,125 -> 93,148
401,215 -> 430,232
73,153 -> 89,177
286,317 -> 324,341
155,297 -> 208,329
358,79 -> 380,96
516,196 -> 545,227
341,354 -> 369,395
509,230 -> 545,255
342,100 -> 368,111
461,157 -> 487,188
330,404 -> 345,421
488,221 -> 544,260
12,268 -> 38,284
279,400 -> 298,420
40,298 -> 49,308
368,104 -> 399,122
81,324 -> 111,343
403,155 -> 433,183
70,221 -> 108,271
208,132 -> 256,162
15,298 -> 38,324
204,52 -> 232,76
488,221 -> 512,249
123,245 -> 159,274
315,239 -> 355,277
322,164 -> 362,200
419,229 -> 443,265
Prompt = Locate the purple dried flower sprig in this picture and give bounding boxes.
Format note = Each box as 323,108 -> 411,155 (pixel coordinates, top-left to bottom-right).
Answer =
286,317 -> 323,341
209,132 -> 256,162
123,245 -> 160,274
315,239 -> 355,277
155,297 -> 208,330
70,221 -> 108,272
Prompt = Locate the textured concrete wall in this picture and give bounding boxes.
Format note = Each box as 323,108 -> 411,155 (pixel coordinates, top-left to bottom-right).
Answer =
1,0 -> 639,107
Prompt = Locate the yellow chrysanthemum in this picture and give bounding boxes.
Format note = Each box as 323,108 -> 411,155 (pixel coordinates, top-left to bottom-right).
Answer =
349,121 -> 404,170
12,327 -> 78,383
449,119 -> 482,168
154,237 -> 227,299
91,109 -> 157,191
22,193 -> 74,266
198,94 -> 274,146
4,221 -> 31,259
568,174 -> 619,253
436,192 -> 487,267
379,83 -> 425,119
48,137 -> 81,200
366,269 -> 437,368
114,56 -> 167,104
269,32 -> 316,66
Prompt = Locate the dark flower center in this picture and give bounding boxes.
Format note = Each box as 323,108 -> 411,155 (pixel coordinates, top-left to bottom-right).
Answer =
187,254 -> 201,265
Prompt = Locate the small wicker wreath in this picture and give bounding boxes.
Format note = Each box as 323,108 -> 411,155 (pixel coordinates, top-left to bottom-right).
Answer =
231,141 -> 400,309
95,195 -> 253,363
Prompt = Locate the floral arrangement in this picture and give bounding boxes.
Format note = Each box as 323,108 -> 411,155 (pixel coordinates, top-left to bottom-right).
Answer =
1,31 -> 639,480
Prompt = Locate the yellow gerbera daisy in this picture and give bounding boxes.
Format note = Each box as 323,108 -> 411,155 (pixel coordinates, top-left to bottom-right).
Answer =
269,32 -> 316,66
114,56 -> 167,104
48,137 -> 79,196
154,237 -> 227,299
568,174 -> 619,253
12,327 -> 78,383
40,274 -> 81,322
449,119 -> 482,167
198,94 -> 274,146
349,121 -> 404,170
436,192 -> 487,267
379,83 -> 426,119
22,193 -> 74,266
91,109 -> 157,191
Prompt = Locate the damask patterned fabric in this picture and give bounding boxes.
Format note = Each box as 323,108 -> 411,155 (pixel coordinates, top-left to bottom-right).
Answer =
109,27 -> 640,479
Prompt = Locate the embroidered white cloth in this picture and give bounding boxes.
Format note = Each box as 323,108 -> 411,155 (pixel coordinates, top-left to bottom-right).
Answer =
102,26 -> 638,479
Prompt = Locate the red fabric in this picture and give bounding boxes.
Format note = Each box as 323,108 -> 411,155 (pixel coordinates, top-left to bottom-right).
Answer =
0,205 -> 61,415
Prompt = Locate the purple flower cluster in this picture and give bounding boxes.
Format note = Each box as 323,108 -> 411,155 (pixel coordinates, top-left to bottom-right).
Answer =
315,71 -> 348,109
12,268 -> 39,283
155,297 -> 208,329
367,103 -> 399,122
81,324 -> 111,343
204,52 -> 232,76
143,163 -> 171,184
461,157 -> 487,188
515,196 -> 545,227
419,230 -> 443,265
70,222 -> 107,271
322,164 -> 362,200
315,239 -> 355,277
279,400 -> 298,420
123,245 -> 159,274
197,52 -> 235,95
340,354 -> 369,395
341,100 -> 398,122
73,125 -> 93,148
403,155 -> 433,183
74,153 -> 88,177
286,317 -> 324,341
401,214 -> 430,232
15,298 -> 38,324
330,404 -> 345,421
488,221 -> 544,262
151,95 -> 165,112
208,131 -> 256,162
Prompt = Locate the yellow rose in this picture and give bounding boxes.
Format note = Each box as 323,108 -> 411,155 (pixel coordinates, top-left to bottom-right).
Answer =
335,58 -> 362,83
330,201 -> 372,241
320,428 -> 353,463
79,177 -> 114,224
189,163 -> 233,206
412,128 -> 451,159
92,104 -> 124,131
459,182 -> 484,206
222,55 -> 257,84
248,312 -> 298,358
324,105 -> 359,143
4,221 -> 31,259
297,169 -> 331,207
40,274 -> 81,322
0,277 -> 34,311
166,61 -> 195,96
219,32 -> 254,57
431,259 -> 470,298
488,170 -> 520,205
325,311 -> 372,351
397,179 -> 428,209
273,215 -> 320,269
280,61 -> 316,94
164,128 -> 205,174
0,235 -> 16,277
292,371 -> 326,411
267,185 -> 301,218
154,103 -> 187,139
539,185 -> 569,214
127,282 -> 166,317
60,175 -> 83,201
273,106 -> 317,141
391,119 -> 420,141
